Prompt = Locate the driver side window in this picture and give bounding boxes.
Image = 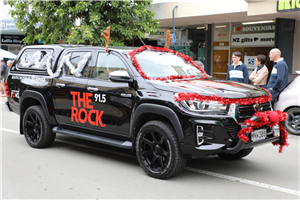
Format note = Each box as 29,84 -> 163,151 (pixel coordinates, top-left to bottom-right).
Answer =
95,53 -> 127,80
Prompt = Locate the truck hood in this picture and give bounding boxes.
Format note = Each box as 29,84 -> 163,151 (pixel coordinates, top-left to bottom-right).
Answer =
150,78 -> 268,99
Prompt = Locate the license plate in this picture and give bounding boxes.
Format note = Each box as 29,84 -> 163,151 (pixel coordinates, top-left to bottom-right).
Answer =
251,129 -> 266,141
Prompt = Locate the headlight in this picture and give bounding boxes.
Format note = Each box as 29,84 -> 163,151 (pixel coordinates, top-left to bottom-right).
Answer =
180,100 -> 228,112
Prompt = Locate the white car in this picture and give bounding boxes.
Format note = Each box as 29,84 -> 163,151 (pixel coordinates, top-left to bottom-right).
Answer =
274,71 -> 300,135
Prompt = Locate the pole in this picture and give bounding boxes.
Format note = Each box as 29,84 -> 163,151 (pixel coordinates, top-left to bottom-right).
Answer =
172,5 -> 178,35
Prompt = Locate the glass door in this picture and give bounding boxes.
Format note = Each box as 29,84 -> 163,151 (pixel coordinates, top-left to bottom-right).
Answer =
213,46 -> 229,80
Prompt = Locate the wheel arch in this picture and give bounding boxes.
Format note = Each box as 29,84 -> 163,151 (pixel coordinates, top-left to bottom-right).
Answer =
19,90 -> 56,135
283,105 -> 300,112
130,103 -> 184,144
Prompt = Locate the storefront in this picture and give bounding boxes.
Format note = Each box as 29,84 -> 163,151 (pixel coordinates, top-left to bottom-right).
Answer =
212,21 -> 276,80
149,0 -> 299,80
1,34 -> 24,55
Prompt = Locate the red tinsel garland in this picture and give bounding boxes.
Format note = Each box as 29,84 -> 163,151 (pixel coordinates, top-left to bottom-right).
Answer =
128,45 -> 209,81
175,92 -> 272,105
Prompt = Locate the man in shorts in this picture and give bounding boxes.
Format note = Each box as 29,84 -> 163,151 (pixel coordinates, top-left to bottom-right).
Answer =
0,57 -> 8,97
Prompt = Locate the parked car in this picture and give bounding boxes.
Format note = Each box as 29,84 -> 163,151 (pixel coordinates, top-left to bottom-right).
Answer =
274,71 -> 300,135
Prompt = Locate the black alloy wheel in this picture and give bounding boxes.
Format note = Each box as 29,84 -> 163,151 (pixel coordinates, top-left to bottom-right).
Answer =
23,105 -> 56,148
284,107 -> 300,135
136,120 -> 187,179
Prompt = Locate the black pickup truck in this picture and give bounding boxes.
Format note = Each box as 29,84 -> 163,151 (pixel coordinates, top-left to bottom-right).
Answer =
5,45 -> 284,179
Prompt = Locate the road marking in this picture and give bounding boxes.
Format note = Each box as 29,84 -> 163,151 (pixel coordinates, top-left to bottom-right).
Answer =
185,167 -> 300,196
2,127 -> 299,196
0,128 -> 19,134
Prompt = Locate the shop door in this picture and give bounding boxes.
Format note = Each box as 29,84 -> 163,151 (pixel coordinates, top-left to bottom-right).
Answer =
212,46 -> 229,80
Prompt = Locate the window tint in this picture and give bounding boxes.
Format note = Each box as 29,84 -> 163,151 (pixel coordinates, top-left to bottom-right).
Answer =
65,51 -> 92,77
95,53 -> 127,80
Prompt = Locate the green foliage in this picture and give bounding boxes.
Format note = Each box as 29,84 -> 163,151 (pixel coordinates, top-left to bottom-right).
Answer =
8,0 -> 159,46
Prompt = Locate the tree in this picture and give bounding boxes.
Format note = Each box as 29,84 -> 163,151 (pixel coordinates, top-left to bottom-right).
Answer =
8,0 -> 159,46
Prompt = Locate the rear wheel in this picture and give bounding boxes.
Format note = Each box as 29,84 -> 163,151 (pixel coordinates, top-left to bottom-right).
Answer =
136,120 -> 187,179
284,107 -> 300,135
218,147 -> 254,160
23,105 -> 56,148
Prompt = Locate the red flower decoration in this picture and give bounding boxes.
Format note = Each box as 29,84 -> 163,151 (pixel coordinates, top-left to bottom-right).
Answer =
238,110 -> 288,153
128,45 -> 209,81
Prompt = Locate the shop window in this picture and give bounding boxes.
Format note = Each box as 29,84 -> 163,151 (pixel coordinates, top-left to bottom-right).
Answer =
213,24 -> 230,46
212,24 -> 230,79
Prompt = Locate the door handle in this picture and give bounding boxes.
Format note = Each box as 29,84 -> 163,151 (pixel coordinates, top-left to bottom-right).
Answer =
87,87 -> 99,92
56,83 -> 65,88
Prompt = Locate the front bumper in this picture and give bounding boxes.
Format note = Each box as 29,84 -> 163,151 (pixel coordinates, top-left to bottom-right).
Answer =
180,118 -> 280,159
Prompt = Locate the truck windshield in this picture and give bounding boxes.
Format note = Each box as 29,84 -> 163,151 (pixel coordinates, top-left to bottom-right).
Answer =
135,51 -> 204,79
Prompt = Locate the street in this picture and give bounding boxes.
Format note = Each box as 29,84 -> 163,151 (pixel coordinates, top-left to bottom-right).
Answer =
1,97 -> 299,199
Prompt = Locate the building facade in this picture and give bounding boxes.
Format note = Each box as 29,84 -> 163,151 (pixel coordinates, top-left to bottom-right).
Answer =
148,0 -> 300,81
0,0 -> 24,55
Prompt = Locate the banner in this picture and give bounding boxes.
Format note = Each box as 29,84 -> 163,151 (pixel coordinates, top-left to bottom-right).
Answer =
277,0 -> 300,12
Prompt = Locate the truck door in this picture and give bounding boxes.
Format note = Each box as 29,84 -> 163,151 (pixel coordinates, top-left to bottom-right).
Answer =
85,51 -> 135,136
52,51 -> 93,128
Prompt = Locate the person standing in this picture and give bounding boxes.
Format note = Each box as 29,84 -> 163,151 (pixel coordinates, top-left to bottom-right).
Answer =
267,48 -> 288,107
0,57 -> 8,97
6,60 -> 13,79
226,51 -> 249,83
249,54 -> 269,89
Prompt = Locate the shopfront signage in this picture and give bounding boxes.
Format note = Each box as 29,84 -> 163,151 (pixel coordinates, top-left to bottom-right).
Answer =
1,35 -> 24,44
231,33 -> 275,47
277,0 -> 300,12
145,28 -> 179,39
232,24 -> 275,34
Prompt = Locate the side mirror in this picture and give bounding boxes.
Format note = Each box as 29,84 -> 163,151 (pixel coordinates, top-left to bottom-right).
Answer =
109,70 -> 133,82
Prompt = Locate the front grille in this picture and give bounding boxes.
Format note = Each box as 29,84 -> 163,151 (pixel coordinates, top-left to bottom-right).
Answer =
237,102 -> 271,122
226,124 -> 273,141
226,102 -> 273,141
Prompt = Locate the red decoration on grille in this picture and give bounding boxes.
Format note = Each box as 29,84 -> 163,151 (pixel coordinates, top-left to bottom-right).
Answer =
128,45 -> 209,81
174,91 -> 288,153
238,110 -> 288,153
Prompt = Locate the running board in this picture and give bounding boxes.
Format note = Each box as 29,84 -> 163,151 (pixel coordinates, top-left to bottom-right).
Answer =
52,126 -> 132,149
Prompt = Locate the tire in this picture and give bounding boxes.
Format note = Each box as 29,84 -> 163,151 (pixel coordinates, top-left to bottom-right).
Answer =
136,120 -> 187,179
284,107 -> 300,135
218,147 -> 254,160
22,105 -> 56,148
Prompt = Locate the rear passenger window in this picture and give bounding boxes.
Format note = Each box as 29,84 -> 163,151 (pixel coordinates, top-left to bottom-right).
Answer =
65,51 -> 92,78
95,53 -> 127,80
18,49 -> 53,70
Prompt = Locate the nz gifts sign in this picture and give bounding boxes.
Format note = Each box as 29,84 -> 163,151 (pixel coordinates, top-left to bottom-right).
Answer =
231,33 -> 275,47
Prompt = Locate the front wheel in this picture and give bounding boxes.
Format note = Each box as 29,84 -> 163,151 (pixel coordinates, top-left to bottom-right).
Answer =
284,107 -> 300,135
23,105 -> 56,148
218,147 -> 254,160
136,120 -> 187,179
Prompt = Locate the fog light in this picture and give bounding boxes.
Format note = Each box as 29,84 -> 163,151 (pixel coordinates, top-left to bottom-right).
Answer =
196,125 -> 204,145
